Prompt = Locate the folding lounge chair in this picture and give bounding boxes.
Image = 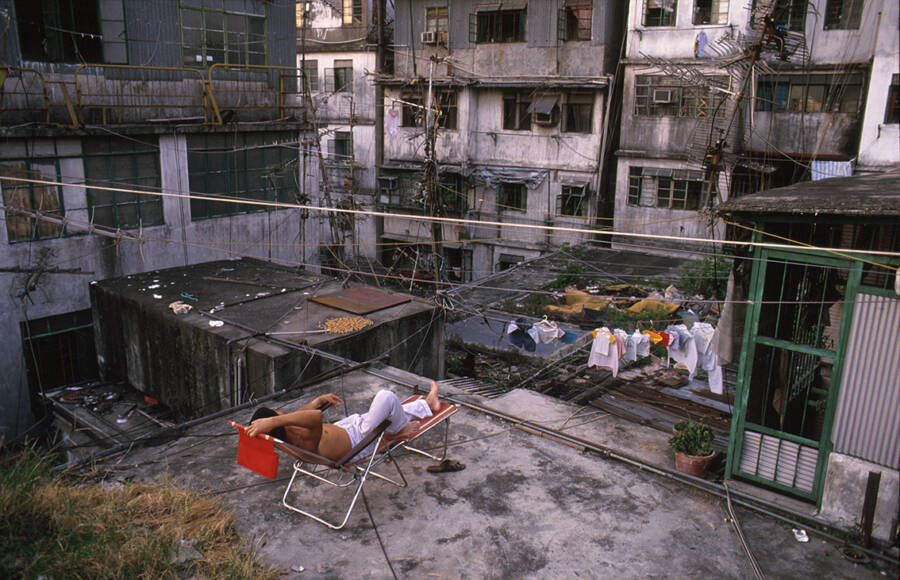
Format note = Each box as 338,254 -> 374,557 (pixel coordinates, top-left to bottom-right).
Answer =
229,395 -> 459,530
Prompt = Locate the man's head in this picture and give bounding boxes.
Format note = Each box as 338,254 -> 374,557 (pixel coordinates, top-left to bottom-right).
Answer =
250,407 -> 287,440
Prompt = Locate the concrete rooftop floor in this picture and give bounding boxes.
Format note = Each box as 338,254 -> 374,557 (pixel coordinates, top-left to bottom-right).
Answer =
98,367 -> 896,579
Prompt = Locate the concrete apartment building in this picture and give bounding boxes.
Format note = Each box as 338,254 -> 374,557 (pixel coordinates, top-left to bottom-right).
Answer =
614,0 -> 900,256
295,0 -> 381,271
0,0 -> 312,442
380,1 -> 625,280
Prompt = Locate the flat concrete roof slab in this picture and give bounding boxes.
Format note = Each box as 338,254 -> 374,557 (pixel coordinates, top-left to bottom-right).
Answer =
95,369 -> 891,579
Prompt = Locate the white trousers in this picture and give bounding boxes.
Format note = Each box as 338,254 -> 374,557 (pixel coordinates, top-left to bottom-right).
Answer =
335,390 -> 433,459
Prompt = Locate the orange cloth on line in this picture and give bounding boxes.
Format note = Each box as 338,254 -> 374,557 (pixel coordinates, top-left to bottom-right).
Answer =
628,299 -> 680,315
643,330 -> 663,345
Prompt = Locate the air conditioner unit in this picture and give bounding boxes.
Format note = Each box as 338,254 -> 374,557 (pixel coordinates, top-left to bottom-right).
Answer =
652,88 -> 676,104
420,30 -> 437,44
533,112 -> 557,126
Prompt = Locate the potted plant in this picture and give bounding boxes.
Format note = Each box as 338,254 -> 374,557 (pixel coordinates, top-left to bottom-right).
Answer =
669,421 -> 716,477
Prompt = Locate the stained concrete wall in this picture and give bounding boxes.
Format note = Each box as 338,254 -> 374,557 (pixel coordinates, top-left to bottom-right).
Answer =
857,0 -> 900,170
819,453 -> 899,543
0,132 -> 314,441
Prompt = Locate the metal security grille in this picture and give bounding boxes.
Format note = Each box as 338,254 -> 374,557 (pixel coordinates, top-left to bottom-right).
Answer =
731,251 -> 855,499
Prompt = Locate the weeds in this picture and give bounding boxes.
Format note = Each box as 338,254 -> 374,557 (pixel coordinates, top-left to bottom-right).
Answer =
0,445 -> 278,580
679,256 -> 729,299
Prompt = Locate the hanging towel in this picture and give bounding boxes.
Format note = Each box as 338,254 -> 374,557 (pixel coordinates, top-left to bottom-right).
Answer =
666,323 -> 698,377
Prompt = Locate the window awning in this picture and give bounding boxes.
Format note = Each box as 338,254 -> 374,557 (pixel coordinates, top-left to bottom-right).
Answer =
527,95 -> 559,115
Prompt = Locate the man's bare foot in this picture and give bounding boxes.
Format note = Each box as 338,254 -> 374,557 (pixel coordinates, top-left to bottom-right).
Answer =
390,420 -> 421,439
425,381 -> 441,413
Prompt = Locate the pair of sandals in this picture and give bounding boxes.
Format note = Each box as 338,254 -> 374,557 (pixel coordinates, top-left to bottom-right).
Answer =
426,458 -> 466,473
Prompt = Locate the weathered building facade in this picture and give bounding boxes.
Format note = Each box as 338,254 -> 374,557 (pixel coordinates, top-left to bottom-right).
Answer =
614,0 -> 899,256
0,0 -> 315,442
381,1 -> 625,280
295,0 -> 380,271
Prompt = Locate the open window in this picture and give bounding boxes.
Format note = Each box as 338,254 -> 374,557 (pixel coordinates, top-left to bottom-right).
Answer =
559,2 -> 592,41
558,183 -> 588,217
528,94 -> 559,127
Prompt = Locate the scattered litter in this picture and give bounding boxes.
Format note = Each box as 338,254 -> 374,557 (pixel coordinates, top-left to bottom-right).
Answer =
792,528 -> 809,542
208,320 -> 224,327
180,292 -> 198,302
291,565 -> 305,573
281,288 -> 287,293
255,292 -> 270,298
153,294 -> 163,299
148,284 -> 161,289
209,302 -> 225,313
168,301 -> 193,315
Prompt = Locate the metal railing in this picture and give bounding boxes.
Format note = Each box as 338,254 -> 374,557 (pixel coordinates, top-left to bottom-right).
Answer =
0,63 -> 327,128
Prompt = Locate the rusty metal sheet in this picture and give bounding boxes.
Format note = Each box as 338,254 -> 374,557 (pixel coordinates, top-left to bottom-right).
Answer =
310,286 -> 411,315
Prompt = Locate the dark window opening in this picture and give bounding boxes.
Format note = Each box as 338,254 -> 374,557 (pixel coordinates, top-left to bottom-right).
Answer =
187,131 -> 298,220
762,0 -> 807,32
15,0 -> 103,63
21,310 -> 98,400
824,0 -> 864,30
558,184 -> 587,216
562,2 -> 592,41
473,9 -> 526,43
643,0 -> 676,27
885,74 -> 899,124
84,136 -> 162,230
301,59 -> 318,92
331,131 -> 352,162
439,173 -> 467,213
503,92 -> 532,130
333,59 -> 353,93
498,253 -> 524,271
693,0 -> 729,25
628,167 -> 704,210
635,75 -> 729,118
498,182 -> 527,211
562,92 -> 593,133
426,6 -> 449,45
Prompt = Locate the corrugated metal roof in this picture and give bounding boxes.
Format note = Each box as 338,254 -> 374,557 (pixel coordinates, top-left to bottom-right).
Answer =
714,172 -> 900,217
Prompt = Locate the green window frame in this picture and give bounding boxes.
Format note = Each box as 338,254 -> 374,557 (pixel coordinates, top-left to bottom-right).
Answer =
643,0 -> 676,27
759,0 -> 807,32
187,131 -> 298,220
756,74 -> 862,114
1,158 -> 66,243
628,167 -> 704,210
84,136 -> 163,230
180,0 -> 266,68
693,0 -> 729,25
503,92 -> 532,131
497,182 -> 527,211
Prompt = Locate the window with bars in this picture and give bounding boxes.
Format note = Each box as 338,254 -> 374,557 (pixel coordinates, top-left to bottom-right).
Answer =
503,92 -> 532,130
560,2 -> 592,41
426,6 -> 449,45
180,0 -> 266,67
1,161 -> 66,242
83,137 -> 163,230
693,0 -> 729,25
498,182 -> 527,211
300,59 -> 318,92
756,74 -> 862,114
824,0 -> 864,30
634,75 -> 728,118
470,9 -> 526,43
187,132 -> 298,220
377,174 -> 421,209
343,0 -> 362,25
558,184 -> 588,216
21,309 -> 99,394
439,173 -> 468,213
627,167 -> 704,210
886,75 -> 900,124
643,0 -> 676,27
401,90 -> 457,129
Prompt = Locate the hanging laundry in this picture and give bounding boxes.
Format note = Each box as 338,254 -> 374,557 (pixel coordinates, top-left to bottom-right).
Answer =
507,319 -> 536,352
528,317 -> 565,345
633,329 -> 651,358
588,328 -> 625,377
665,323 -> 698,377
387,107 -> 399,136
622,332 -> 639,362
693,322 -> 723,394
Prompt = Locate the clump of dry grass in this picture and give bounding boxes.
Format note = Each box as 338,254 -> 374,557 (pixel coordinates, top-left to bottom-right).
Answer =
1,446 -> 279,579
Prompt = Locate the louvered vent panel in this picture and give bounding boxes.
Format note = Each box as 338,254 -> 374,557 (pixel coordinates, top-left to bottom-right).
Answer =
738,431 -> 819,494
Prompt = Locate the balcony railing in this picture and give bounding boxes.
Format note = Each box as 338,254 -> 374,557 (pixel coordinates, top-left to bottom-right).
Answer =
0,63 -> 334,129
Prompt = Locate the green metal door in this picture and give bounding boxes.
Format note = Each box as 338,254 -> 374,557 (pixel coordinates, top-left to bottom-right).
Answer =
726,249 -> 860,501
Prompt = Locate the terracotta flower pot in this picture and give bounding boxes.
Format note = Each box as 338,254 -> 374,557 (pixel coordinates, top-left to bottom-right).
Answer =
674,451 -> 716,477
